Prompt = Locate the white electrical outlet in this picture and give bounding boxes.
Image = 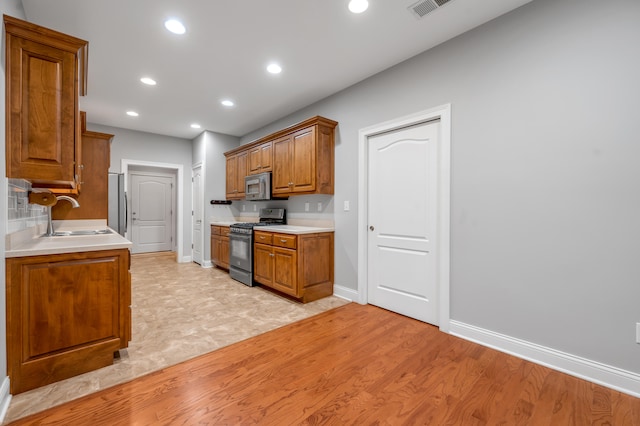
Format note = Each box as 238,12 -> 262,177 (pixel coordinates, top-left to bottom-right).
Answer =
242,204 -> 246,212
253,204 -> 257,212
344,200 -> 350,211
317,202 -> 322,212
305,202 -> 309,212
636,323 -> 640,344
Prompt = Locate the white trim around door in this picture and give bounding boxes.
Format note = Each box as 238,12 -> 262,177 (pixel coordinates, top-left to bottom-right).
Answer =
121,159 -> 187,263
357,104 -> 451,332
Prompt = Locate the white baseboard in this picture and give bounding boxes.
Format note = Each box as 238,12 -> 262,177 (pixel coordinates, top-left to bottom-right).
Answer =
0,377 -> 11,424
333,284 -> 358,302
201,260 -> 213,268
449,320 -> 640,398
179,255 -> 192,263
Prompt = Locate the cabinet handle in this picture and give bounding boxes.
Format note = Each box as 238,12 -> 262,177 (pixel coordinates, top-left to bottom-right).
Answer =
260,236 -> 266,240
280,239 -> 287,243
269,253 -> 274,257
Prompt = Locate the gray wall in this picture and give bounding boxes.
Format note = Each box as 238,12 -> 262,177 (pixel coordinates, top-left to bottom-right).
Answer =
193,130 -> 240,261
241,0 -> 640,374
88,123 -> 194,258
1,0 -> 27,393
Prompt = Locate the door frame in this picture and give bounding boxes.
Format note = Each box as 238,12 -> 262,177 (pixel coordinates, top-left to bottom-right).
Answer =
129,170 -> 176,254
121,159 -> 186,262
191,163 -> 205,267
357,104 -> 451,332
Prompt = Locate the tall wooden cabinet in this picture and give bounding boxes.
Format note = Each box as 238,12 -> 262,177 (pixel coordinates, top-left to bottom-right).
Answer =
6,249 -> 131,394
4,15 -> 88,192
52,112 -> 113,220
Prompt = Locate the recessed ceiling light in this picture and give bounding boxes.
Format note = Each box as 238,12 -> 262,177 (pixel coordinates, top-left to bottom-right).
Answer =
164,19 -> 186,35
126,111 -> 139,117
266,63 -> 282,74
221,100 -> 234,107
140,77 -> 157,86
348,0 -> 369,13
190,123 -> 201,129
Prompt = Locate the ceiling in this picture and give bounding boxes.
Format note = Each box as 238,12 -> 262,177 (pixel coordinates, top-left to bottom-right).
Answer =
20,0 -> 531,139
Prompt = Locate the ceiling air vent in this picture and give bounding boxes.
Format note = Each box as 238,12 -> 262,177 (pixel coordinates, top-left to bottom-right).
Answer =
408,0 -> 453,19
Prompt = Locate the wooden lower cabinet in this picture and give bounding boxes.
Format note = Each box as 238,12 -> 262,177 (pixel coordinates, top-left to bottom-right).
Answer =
253,231 -> 334,303
210,225 -> 230,269
6,249 -> 131,394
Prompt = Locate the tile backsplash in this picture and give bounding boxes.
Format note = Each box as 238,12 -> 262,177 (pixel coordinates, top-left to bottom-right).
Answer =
7,178 -> 48,234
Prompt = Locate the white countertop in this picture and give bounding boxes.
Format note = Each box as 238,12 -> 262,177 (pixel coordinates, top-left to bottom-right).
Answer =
209,219 -> 334,234
260,225 -> 334,235
6,220 -> 132,258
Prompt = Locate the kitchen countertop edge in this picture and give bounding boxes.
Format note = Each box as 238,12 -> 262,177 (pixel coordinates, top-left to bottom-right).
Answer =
6,223 -> 132,258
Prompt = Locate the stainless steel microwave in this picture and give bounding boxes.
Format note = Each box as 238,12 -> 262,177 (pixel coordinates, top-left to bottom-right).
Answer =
245,172 -> 271,201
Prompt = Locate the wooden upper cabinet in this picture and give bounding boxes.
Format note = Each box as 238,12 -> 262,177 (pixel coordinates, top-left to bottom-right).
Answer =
225,150 -> 247,200
226,116 -> 337,199
4,15 -> 88,192
248,141 -> 272,175
272,121 -> 335,196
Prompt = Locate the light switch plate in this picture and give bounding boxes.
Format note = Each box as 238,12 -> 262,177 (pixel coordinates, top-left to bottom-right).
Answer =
317,202 -> 322,212
344,200 -> 350,211
305,202 -> 309,212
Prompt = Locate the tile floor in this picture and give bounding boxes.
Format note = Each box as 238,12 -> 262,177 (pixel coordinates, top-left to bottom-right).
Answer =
3,252 -> 349,423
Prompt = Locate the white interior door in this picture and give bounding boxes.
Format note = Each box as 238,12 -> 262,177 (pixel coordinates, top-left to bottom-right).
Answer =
367,119 -> 441,324
131,174 -> 174,254
192,166 -> 203,265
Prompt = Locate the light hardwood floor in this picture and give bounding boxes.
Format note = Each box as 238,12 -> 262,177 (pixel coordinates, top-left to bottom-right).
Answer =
3,252 -> 348,423
6,302 -> 640,425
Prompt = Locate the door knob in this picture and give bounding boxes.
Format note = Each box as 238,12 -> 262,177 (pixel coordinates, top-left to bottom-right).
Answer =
369,226 -> 374,231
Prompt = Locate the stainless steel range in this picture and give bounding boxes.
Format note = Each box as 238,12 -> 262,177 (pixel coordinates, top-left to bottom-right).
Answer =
229,208 -> 286,286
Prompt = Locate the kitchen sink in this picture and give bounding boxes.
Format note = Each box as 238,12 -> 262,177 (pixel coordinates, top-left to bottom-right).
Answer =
47,229 -> 113,237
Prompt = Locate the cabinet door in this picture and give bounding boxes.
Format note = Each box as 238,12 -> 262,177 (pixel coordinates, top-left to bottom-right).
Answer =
220,235 -> 230,269
272,135 -> 293,194
225,155 -> 238,198
211,235 -> 221,265
6,36 -> 78,184
253,243 -> 274,285
291,127 -> 317,193
236,151 -> 248,198
272,247 -> 299,296
6,249 -> 129,394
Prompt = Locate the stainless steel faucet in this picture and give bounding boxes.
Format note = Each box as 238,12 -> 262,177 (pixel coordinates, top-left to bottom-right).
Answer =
45,195 -> 80,236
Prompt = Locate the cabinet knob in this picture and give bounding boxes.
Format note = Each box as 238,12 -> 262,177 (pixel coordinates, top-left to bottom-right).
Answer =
269,253 -> 274,257
280,239 -> 287,243
369,226 -> 374,231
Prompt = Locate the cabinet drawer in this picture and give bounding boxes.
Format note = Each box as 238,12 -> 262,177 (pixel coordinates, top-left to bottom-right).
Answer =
220,226 -> 231,237
211,225 -> 221,236
273,233 -> 297,249
254,231 -> 273,245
